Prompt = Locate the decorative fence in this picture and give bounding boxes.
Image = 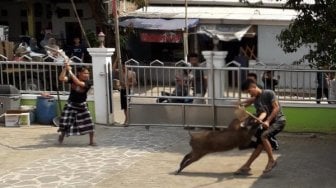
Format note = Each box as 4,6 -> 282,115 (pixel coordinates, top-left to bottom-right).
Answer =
0,55 -> 92,94
125,59 -> 335,105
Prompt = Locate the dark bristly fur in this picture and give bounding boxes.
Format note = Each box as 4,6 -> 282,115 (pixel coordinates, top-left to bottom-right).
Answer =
176,118 -> 258,174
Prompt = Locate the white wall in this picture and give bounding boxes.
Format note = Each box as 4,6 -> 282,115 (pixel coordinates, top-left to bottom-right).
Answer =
257,25 -> 316,89
257,25 -> 309,65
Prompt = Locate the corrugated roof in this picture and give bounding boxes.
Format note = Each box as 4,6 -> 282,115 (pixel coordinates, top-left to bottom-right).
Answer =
124,6 -> 298,25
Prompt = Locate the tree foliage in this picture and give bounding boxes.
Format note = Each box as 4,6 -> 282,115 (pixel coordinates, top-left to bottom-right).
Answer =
277,0 -> 336,68
87,0 -> 145,47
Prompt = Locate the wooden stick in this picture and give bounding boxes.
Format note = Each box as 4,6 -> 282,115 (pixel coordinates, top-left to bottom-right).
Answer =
237,106 -> 266,125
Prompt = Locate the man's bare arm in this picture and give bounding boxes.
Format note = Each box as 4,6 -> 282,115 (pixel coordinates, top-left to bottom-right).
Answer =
263,100 -> 280,128
239,97 -> 256,107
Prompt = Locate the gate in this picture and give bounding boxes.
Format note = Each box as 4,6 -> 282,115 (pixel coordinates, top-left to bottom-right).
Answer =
123,51 -> 336,128
125,51 -> 240,128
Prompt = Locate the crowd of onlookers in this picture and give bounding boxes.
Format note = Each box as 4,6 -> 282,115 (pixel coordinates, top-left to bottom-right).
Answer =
8,33 -> 336,104
12,32 -> 89,63
251,69 -> 336,104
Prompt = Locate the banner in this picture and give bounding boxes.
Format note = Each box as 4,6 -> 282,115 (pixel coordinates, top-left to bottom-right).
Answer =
140,32 -> 182,43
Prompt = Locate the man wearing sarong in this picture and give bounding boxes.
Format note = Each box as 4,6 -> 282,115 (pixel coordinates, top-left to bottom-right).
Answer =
58,60 -> 96,146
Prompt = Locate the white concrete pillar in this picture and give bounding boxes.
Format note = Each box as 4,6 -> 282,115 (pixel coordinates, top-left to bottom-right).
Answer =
202,51 -> 227,104
87,48 -> 115,125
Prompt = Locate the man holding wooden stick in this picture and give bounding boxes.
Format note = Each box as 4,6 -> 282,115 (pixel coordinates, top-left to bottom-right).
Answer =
235,79 -> 286,175
57,56 -> 96,146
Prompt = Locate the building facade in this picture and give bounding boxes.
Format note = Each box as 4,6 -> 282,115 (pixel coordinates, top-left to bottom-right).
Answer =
121,0 -> 308,65
0,0 -> 96,46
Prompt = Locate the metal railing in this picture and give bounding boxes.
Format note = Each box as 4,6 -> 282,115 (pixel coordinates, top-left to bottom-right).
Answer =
0,58 -> 92,94
1,56 -> 335,105
125,61 -> 336,105
124,60 -> 210,104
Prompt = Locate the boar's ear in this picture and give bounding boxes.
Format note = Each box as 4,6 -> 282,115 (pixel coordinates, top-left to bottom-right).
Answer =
234,106 -> 249,121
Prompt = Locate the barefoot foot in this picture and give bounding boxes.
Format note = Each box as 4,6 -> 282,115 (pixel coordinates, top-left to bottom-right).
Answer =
58,134 -> 64,144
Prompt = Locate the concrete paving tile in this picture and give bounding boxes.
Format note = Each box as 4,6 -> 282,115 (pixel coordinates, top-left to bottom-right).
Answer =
36,175 -> 60,183
1,117 -> 336,188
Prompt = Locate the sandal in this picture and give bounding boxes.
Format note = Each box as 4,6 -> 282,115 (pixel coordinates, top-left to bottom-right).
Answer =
234,167 -> 251,175
263,160 -> 277,174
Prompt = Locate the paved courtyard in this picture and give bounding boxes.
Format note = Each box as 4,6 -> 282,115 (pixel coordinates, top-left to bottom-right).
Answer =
1,92 -> 336,187
0,124 -> 336,188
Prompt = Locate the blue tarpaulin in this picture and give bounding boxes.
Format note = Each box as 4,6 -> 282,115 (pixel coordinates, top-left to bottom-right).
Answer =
119,18 -> 199,30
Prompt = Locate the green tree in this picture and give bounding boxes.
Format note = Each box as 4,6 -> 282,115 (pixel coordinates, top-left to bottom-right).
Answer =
277,0 -> 336,68
87,0 -> 146,47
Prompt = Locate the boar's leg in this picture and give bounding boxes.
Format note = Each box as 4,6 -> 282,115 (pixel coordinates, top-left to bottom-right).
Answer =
176,152 -> 205,174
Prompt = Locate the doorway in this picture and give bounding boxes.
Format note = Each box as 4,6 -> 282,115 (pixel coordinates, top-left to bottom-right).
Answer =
65,22 -> 81,46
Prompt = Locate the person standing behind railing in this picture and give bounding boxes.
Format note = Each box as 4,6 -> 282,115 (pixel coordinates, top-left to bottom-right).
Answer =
316,67 -> 330,104
113,63 -> 137,126
70,37 -> 86,63
188,53 -> 207,104
328,72 -> 336,104
262,70 -> 279,91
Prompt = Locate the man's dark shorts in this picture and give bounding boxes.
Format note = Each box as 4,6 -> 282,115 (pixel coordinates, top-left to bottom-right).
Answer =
120,88 -> 128,110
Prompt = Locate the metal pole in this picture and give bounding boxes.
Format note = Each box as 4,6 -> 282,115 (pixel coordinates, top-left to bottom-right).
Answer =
184,0 -> 188,63
104,63 -> 110,126
210,52 -> 216,128
112,0 -> 122,80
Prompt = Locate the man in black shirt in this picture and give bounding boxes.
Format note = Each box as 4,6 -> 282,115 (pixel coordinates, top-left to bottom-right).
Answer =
58,61 -> 96,146
70,37 -> 86,63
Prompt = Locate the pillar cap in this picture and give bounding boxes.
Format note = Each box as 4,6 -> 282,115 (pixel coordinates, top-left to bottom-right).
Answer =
87,48 -> 115,56
98,31 -> 105,37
